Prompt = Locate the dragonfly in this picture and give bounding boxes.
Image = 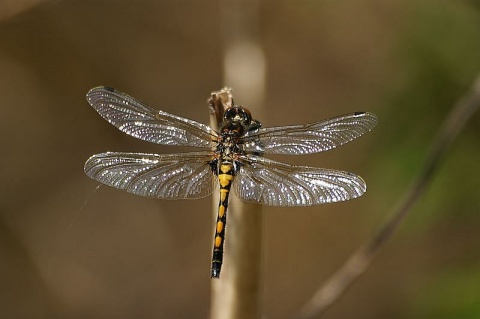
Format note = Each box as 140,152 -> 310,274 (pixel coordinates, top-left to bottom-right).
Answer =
84,86 -> 378,278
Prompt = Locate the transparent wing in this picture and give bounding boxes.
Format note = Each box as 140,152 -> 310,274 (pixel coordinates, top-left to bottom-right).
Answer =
84,151 -> 215,199
86,87 -> 216,147
243,112 -> 377,155
233,155 -> 366,206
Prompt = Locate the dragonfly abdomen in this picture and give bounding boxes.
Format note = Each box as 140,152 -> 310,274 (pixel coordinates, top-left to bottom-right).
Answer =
211,161 -> 235,278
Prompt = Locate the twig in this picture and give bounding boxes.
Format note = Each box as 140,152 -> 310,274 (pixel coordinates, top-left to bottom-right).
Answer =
210,1 -> 266,319
297,74 -> 480,319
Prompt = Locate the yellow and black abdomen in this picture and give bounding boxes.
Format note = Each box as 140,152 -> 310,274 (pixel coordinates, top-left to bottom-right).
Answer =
211,161 -> 235,278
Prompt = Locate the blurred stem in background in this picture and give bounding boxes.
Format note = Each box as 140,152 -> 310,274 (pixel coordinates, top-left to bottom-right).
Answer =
0,0 -> 44,21
297,74 -> 480,318
210,1 -> 266,319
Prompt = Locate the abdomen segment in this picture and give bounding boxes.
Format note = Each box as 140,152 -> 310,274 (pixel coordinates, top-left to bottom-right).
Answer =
211,162 -> 235,278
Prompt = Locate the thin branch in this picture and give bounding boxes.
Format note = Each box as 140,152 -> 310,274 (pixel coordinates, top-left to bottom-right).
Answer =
297,74 -> 480,319
210,1 -> 266,319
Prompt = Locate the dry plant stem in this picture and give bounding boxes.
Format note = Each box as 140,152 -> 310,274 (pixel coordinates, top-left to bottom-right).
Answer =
209,88 -> 264,319
210,1 -> 265,319
298,75 -> 480,319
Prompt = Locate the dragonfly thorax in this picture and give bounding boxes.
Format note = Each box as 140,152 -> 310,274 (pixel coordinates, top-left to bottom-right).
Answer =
215,133 -> 243,159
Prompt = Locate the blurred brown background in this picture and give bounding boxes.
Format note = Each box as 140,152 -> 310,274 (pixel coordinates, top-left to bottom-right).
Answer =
1,0 -> 480,318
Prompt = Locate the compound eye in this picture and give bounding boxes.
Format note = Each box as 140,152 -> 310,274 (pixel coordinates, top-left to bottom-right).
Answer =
223,108 -> 236,121
240,108 -> 252,124
224,107 -> 251,125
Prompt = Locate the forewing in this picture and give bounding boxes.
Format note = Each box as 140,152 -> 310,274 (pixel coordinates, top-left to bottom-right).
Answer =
233,155 -> 366,206
87,87 -> 216,147
84,151 -> 215,199
243,112 -> 377,155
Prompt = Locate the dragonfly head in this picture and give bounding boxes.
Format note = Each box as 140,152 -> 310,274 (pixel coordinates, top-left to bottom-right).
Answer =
221,106 -> 253,135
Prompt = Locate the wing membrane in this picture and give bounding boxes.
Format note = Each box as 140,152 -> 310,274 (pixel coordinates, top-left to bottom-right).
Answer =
84,151 -> 215,199
243,112 -> 377,155
87,87 -> 216,147
233,155 -> 366,206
